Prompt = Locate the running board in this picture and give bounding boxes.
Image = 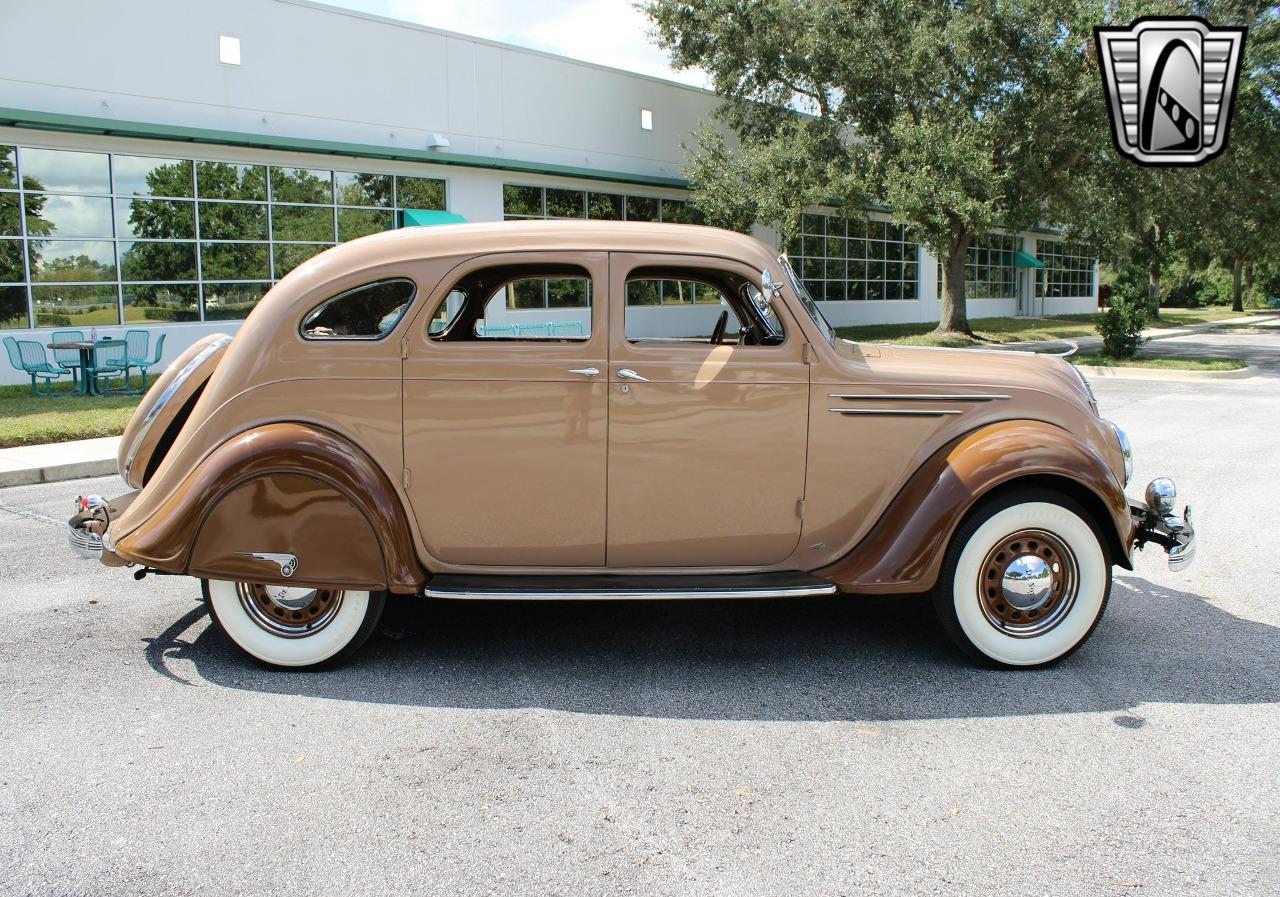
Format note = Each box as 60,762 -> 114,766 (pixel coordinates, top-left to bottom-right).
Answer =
422,571 -> 838,601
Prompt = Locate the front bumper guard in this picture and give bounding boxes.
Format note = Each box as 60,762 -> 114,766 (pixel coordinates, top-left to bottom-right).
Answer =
1131,497 -> 1196,572
67,491 -> 137,566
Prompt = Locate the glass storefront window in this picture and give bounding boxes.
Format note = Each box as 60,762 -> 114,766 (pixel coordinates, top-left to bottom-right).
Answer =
337,208 -> 392,241
196,161 -> 267,201
28,240 -> 116,282
18,148 -> 110,194
335,172 -> 393,207
113,157 -> 193,198
502,184 -> 542,218
31,283 -> 118,328
203,282 -> 269,320
787,213 -> 920,301
123,283 -> 199,323
274,243 -> 333,277
200,242 -> 269,280
114,198 -> 195,240
1,145 -> 450,330
271,204 -> 334,242
199,201 -> 268,241
587,192 -> 623,219
25,194 -> 114,238
0,194 -> 20,237
546,188 -> 584,218
119,241 -> 197,282
625,196 -> 658,222
0,146 -> 16,190
396,176 -> 445,210
270,167 -> 333,204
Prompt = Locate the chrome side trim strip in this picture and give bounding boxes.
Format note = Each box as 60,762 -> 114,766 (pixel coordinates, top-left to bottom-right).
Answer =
120,334 -> 233,482
827,393 -> 1010,401
424,584 -> 838,601
827,408 -> 964,416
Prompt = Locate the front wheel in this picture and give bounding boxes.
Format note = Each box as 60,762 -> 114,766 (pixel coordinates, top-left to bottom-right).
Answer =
932,490 -> 1112,668
203,579 -> 385,669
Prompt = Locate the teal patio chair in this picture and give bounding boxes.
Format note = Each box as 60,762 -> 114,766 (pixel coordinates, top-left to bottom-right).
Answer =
91,341 -> 130,395
51,329 -> 85,387
4,336 -> 70,395
128,332 -> 165,390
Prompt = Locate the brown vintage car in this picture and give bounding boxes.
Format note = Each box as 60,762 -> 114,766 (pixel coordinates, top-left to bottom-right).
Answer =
68,221 -> 1194,669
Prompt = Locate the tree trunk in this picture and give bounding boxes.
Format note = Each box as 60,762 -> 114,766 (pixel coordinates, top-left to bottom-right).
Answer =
1148,263 -> 1161,319
1232,255 -> 1244,313
1245,263 -> 1255,307
935,221 -> 972,335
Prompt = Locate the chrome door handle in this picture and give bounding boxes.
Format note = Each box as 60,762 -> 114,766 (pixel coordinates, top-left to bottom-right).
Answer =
568,367 -> 599,377
617,368 -> 649,382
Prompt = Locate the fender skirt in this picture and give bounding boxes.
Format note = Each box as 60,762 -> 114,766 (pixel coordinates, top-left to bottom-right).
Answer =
112,423 -> 425,593
817,420 -> 1134,594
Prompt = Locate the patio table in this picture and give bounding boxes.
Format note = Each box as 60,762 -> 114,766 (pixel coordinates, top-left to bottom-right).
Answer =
45,339 -> 127,396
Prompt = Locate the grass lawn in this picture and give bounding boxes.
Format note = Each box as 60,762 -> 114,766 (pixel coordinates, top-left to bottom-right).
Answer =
835,314 -> 1101,347
1147,307 -> 1272,327
0,376 -> 156,448
1070,352 -> 1246,371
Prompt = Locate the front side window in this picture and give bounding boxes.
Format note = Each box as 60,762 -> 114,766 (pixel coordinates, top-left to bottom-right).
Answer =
300,278 -> 415,339
624,266 -> 785,346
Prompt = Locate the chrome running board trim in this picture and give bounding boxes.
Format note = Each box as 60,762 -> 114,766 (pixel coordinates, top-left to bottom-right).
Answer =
424,584 -> 838,601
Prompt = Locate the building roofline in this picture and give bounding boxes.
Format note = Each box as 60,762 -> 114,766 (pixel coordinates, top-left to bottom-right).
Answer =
278,0 -> 717,98
0,106 -> 689,189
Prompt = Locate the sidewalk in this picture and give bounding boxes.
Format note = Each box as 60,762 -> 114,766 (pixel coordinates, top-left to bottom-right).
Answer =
0,436 -> 121,487
1000,312 -> 1280,352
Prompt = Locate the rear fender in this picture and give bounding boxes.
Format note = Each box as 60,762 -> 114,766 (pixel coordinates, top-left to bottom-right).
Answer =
817,420 -> 1133,594
112,423 -> 424,593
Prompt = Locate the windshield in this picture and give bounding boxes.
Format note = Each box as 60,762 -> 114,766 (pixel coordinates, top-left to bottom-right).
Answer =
778,255 -> 835,345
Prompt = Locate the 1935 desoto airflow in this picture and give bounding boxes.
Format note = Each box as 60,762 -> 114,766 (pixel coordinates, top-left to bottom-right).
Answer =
68,221 -> 1195,669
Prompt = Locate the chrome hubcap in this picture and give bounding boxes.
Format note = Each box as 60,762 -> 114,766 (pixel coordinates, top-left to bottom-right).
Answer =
978,529 -> 1079,638
1001,554 -> 1054,610
237,582 -> 344,638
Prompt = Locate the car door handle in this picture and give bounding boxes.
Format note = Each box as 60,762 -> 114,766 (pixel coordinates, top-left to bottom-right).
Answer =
568,367 -> 599,377
617,368 -> 649,382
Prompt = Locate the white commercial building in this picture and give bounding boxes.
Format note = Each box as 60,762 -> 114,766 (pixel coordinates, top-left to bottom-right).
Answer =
0,0 -> 1099,384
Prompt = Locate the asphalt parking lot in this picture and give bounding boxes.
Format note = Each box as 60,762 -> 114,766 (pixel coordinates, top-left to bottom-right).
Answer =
1,332 -> 1277,897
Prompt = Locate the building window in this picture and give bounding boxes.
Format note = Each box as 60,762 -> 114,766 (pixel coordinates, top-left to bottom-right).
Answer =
502,184 -> 701,225
936,234 -> 1019,299
786,213 -> 919,301
641,109 -> 654,131
1037,240 -> 1096,298
0,143 -> 447,329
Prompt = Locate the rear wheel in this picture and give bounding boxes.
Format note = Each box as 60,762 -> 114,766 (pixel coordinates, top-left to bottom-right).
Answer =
932,489 -> 1111,668
203,579 -> 385,669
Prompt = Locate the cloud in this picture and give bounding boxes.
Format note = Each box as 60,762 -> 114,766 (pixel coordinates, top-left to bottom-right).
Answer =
344,0 -> 708,87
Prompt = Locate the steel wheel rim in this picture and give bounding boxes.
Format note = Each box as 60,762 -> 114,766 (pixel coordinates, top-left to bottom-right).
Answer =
237,583 -> 344,639
977,528 -> 1078,638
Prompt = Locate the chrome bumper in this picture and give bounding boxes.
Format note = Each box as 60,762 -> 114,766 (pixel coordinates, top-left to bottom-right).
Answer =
1130,483 -> 1196,572
67,491 -> 138,564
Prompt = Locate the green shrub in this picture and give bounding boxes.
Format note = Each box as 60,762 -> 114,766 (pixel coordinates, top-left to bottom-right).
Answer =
35,313 -> 72,327
1098,284 -> 1149,358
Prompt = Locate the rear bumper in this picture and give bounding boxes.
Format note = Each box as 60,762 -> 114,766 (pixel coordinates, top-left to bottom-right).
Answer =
1130,496 -> 1196,572
67,491 -> 138,567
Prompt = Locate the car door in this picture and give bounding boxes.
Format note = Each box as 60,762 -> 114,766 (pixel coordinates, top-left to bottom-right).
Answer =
401,251 -> 608,567
605,252 -> 811,568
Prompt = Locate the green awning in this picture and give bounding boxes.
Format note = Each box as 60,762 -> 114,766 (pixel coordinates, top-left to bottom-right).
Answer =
398,209 -> 467,227
1014,250 -> 1045,268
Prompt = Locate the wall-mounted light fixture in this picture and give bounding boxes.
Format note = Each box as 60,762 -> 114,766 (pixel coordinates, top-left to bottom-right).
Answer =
426,132 -> 451,149
640,109 -> 653,131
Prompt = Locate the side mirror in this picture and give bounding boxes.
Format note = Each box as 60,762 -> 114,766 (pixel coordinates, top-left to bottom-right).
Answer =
761,268 -> 785,301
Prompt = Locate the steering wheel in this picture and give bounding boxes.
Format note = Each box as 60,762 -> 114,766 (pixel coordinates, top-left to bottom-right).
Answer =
710,309 -> 729,345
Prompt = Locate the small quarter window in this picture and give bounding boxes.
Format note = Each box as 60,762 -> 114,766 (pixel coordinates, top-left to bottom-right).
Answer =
300,278 -> 416,340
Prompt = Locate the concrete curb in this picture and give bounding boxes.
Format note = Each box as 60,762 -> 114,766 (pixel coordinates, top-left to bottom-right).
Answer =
0,436 -> 121,488
1075,364 -> 1258,382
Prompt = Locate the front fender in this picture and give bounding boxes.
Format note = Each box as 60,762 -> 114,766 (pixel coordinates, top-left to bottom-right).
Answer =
817,420 -> 1134,594
111,423 -> 425,593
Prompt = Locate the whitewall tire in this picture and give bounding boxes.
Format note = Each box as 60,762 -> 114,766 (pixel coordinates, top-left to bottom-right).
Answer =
933,490 -> 1112,668
203,579 -> 385,669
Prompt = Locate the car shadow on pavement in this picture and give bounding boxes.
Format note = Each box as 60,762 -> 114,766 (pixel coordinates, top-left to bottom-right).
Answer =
151,575 -> 1280,722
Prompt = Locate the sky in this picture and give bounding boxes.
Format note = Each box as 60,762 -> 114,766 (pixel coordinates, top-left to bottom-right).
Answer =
327,0 -> 710,88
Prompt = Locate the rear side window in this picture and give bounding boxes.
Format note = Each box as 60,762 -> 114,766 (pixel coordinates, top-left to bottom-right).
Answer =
300,278 -> 415,340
